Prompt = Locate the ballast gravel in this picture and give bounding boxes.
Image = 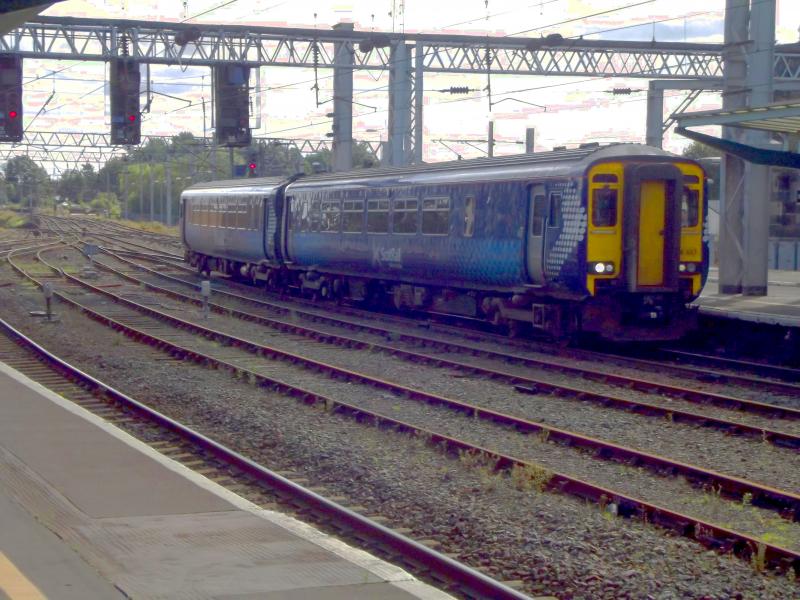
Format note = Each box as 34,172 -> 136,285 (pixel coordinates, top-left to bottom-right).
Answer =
2,244 -> 799,599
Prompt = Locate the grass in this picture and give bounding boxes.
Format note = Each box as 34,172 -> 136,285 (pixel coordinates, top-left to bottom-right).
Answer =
83,214 -> 179,236
510,463 -> 553,492
0,209 -> 28,228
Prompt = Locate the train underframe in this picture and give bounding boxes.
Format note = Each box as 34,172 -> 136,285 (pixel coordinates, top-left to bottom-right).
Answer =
187,251 -> 695,342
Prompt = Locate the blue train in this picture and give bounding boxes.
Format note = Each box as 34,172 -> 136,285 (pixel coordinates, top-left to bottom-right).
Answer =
181,144 -> 708,341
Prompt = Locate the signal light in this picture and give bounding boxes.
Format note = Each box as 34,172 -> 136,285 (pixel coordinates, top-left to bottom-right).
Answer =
248,162 -> 256,170
110,58 -> 141,145
0,54 -> 23,142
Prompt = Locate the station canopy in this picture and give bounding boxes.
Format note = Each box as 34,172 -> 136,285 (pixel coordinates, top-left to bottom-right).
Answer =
0,1 -> 62,35
675,101 -> 800,168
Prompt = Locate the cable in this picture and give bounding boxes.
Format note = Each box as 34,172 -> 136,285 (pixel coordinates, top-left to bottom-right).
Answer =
508,0 -> 657,37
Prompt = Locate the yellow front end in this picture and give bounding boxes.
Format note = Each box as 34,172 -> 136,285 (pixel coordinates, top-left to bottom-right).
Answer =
586,162 -> 623,296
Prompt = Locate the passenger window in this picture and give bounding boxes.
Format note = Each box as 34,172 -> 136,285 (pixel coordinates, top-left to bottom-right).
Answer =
531,193 -> 546,235
320,200 -> 340,232
548,193 -> 562,228
592,188 -> 618,227
393,198 -> 418,234
290,197 -> 309,231
342,199 -> 364,233
309,199 -> 321,232
422,197 -> 450,235
367,199 -> 390,233
463,196 -> 475,238
681,188 -> 699,227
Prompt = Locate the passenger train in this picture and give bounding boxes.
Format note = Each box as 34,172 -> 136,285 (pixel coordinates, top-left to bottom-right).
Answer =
180,143 -> 708,341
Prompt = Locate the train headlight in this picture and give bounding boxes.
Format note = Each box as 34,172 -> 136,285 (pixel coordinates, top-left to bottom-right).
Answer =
679,262 -> 699,273
589,262 -> 615,275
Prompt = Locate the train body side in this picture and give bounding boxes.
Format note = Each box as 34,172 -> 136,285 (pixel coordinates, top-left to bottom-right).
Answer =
283,180 -> 532,290
181,179 -> 286,270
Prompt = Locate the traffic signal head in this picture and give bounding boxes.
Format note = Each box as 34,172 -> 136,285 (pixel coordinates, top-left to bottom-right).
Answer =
0,54 -> 23,143
248,162 -> 256,170
110,58 -> 141,145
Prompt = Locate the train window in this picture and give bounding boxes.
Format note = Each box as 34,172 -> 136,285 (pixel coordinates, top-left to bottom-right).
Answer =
342,199 -> 364,233
531,194 -> 546,235
681,187 -> 700,227
422,197 -> 450,235
309,199 -> 322,232
393,198 -> 418,234
320,200 -> 340,232
592,188 -> 618,227
290,197 -> 310,231
203,199 -> 211,227
592,174 -> 618,183
367,199 -> 390,233
548,193 -> 562,228
463,196 -> 475,237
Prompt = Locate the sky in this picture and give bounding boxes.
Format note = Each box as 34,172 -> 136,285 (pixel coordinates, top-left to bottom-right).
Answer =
12,0 -> 800,170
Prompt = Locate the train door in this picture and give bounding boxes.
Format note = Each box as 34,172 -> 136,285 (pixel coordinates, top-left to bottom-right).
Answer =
526,184 -> 547,283
625,164 -> 681,291
637,181 -> 666,286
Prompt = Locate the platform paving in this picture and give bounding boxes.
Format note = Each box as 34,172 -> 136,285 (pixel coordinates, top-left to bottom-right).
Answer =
696,268 -> 800,327
0,362 -> 452,600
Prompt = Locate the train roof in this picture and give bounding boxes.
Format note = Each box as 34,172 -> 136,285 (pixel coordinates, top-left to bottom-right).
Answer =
182,144 -> 696,195
182,175 -> 287,194
290,143 -> 690,190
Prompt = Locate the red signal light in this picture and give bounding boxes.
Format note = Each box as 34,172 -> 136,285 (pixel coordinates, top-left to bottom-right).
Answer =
128,114 -> 136,122
8,110 -> 17,119
248,162 -> 256,170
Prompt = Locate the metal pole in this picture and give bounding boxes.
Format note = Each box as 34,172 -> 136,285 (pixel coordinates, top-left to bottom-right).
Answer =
413,41 -> 424,164
138,163 -> 144,221
149,162 -> 154,222
645,83 -> 664,148
122,169 -> 128,219
719,0 -> 750,294
332,22 -> 354,172
525,128 -> 535,153
228,146 -> 234,178
742,0 -> 775,296
166,159 -> 172,226
488,121 -> 494,157
388,42 -> 412,167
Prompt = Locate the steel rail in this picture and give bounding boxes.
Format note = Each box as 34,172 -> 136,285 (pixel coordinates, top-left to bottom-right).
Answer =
657,348 -> 800,383
6,248 -> 800,577
0,276 -> 529,600
24,244 -> 800,521
88,247 -> 800,452
77,219 -> 800,400
98,244 -> 800,420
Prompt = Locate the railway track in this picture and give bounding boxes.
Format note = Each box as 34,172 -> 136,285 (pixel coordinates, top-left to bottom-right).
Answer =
0,316 -> 530,600
7,241 -> 800,577
39,215 -> 800,387
93,245 -> 800,435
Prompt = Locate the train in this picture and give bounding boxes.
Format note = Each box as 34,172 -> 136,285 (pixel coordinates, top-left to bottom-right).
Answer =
180,143 -> 708,341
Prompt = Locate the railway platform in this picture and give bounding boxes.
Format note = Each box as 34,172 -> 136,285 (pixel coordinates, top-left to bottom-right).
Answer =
0,362 -> 451,600
696,268 -> 800,328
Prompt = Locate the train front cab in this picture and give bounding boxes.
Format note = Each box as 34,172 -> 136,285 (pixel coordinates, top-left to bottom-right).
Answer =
582,158 -> 706,340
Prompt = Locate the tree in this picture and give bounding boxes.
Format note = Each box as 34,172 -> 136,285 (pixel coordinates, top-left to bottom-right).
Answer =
2,156 -> 53,209
89,192 -> 121,218
682,141 -> 720,160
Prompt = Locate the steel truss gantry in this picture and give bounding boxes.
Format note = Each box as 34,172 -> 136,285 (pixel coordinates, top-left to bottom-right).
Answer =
1,17 -> 733,77
3,16 -> 800,167
0,132 -> 381,173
